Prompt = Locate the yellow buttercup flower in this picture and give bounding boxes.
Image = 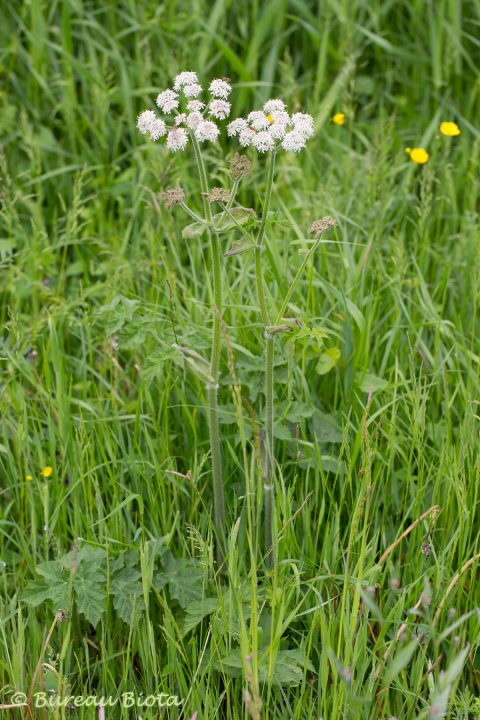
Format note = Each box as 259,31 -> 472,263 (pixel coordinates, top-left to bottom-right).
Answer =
406,147 -> 429,164
440,121 -> 460,137
26,475 -> 32,481
41,466 -> 53,478
332,113 -> 345,126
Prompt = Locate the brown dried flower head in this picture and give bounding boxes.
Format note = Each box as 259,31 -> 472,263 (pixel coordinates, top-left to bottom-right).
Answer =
229,152 -> 253,179
309,216 -> 337,237
206,187 -> 231,204
161,186 -> 185,210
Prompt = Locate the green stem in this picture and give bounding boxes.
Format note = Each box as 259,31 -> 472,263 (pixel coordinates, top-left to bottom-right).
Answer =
254,150 -> 277,566
190,133 -> 226,569
263,335 -> 275,565
275,235 -> 322,324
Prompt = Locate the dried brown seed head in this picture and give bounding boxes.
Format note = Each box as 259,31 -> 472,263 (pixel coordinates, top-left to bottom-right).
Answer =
229,152 -> 253,179
205,187 -> 231,204
161,186 -> 185,210
308,216 -> 337,237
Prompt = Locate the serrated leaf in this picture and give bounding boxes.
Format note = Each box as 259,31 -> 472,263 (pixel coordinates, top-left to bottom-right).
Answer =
160,555 -> 204,609
214,647 -> 314,687
74,576 -> 106,626
181,597 -> 219,636
95,295 -> 139,335
22,577 -> 71,611
182,207 -> 256,239
110,565 -> 145,624
23,559 -> 72,611
285,325 -> 328,347
266,649 -> 315,687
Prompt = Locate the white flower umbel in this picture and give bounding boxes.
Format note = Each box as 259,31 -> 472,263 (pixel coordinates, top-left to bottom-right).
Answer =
248,111 -> 270,131
291,112 -> 315,139
183,83 -> 203,98
263,99 -> 286,113
227,118 -> 248,137
149,118 -> 167,140
166,127 -> 188,151
209,78 -> 232,99
137,110 -> 157,134
195,120 -> 220,142
186,111 -> 203,130
209,99 -> 231,120
239,127 -> 256,147
187,100 -> 205,112
228,102 -> 314,153
156,89 -> 179,114
175,113 -> 187,126
137,71 -> 232,152
252,130 -> 275,153
281,129 -> 307,152
173,71 -> 198,90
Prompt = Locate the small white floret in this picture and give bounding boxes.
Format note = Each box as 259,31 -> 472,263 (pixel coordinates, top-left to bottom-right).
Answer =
187,100 -> 205,112
195,120 -> 220,142
209,99 -> 231,120
183,83 -> 203,98
156,89 -> 179,113
282,130 -> 307,152
263,99 -> 286,114
252,130 -> 274,153
239,127 -> 256,147
248,111 -> 270,131
137,110 -> 157,134
149,118 -> 167,140
227,118 -> 248,137
209,78 -> 232,99
173,71 -> 198,90
166,127 -> 189,151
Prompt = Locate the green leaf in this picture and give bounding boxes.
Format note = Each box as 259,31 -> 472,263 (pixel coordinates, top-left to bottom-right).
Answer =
157,554 -> 204,609
23,560 -> 72,611
355,372 -> 389,393
110,564 -> 145,624
266,649 -> 315,687
181,597 -> 219,636
224,236 -> 256,257
74,576 -> 106,626
285,324 -> 328,347
316,347 -> 342,375
22,577 -> 71,610
182,207 -> 256,239
95,295 -> 139,335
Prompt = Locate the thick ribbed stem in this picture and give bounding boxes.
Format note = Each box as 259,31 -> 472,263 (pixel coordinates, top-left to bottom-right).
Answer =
254,150 -> 277,566
263,335 -> 275,565
190,133 -> 226,569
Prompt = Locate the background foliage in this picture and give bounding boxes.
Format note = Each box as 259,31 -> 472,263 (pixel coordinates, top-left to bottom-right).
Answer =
0,1 -> 479,718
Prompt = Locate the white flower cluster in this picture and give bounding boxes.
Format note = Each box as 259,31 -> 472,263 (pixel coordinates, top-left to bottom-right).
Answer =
136,71 -> 232,151
227,99 -> 314,153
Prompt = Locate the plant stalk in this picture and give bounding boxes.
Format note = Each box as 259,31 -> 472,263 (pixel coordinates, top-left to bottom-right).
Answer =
254,150 -> 277,566
190,133 -> 226,569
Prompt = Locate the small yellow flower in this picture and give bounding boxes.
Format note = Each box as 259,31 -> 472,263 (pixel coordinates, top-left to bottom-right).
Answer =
332,113 -> 345,126
41,466 -> 53,478
266,113 -> 274,124
406,147 -> 429,164
26,475 -> 32,481
440,121 -> 460,137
